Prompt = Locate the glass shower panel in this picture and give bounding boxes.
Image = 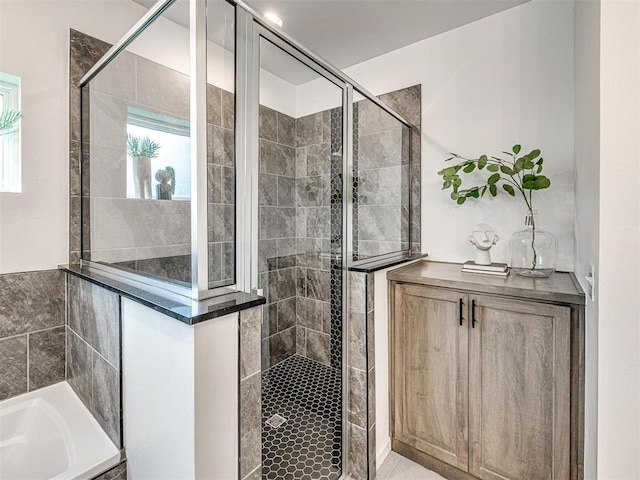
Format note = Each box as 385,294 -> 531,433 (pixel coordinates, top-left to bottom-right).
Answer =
83,0 -> 191,286
206,0 -> 236,288
353,94 -> 410,260
258,36 -> 344,480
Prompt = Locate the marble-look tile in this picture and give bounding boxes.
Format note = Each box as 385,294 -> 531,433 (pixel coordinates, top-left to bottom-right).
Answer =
296,207 -> 307,239
369,424 -> 377,479
220,166 -> 235,205
267,326 -> 296,366
93,461 -> 127,480
305,329 -> 330,365
134,255 -> 191,284
276,297 -> 296,332
377,451 -> 402,479
379,84 -> 422,127
277,112 -> 295,147
264,303 -> 277,339
70,140 -> 81,196
222,242 -> 235,282
349,310 -> 366,370
259,105 -> 277,142
348,271 -> 367,313
296,267 -> 307,297
368,366 -> 376,428
296,325 -> 305,355
136,56 -> 189,118
67,275 -> 120,368
258,239 -> 278,274
307,142 -> 331,176
221,89 -> 235,130
93,50 -> 136,101
358,205 -> 402,243
258,173 -> 277,206
67,328 -> 92,408
306,269 -> 330,302
240,307 -> 261,378
267,268 -> 296,302
92,350 -> 121,447
211,126 -> 234,168
277,176 -> 295,207
69,29 -> 111,86
88,145 -> 127,198
207,83 -> 222,126
349,367 -> 367,429
348,423 -> 368,480
0,269 -> 65,338
90,92 -> 127,150
296,112 -> 323,147
296,175 -> 326,208
295,147 -> 307,178
28,326 -> 65,390
259,139 -> 295,177
381,455 -> 447,480
306,206 -> 330,239
208,242 -> 222,283
359,129 -> 404,170
208,203 -> 235,242
240,372 -> 261,478
0,335 -> 27,400
366,273 -> 375,312
259,206 -> 295,239
277,238 -> 297,269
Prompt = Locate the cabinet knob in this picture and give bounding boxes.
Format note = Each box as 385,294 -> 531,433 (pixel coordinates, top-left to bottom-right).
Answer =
459,298 -> 463,326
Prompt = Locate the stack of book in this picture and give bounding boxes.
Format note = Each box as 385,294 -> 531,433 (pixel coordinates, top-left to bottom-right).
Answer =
461,261 -> 509,276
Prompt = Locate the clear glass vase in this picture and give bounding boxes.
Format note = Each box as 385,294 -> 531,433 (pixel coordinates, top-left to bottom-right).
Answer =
509,210 -> 558,277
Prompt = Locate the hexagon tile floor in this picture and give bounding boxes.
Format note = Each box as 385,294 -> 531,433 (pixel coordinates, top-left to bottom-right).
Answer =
262,355 -> 342,480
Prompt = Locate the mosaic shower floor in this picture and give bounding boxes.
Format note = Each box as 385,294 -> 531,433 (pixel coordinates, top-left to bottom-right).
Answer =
262,355 -> 342,480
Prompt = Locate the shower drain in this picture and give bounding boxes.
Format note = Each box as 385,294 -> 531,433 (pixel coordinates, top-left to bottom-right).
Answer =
265,413 -> 287,428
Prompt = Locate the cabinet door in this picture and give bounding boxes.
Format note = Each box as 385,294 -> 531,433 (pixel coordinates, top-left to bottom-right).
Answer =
393,284 -> 469,470
468,295 -> 570,480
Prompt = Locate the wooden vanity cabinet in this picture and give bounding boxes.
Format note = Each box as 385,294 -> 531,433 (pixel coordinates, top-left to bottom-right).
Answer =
388,261 -> 585,480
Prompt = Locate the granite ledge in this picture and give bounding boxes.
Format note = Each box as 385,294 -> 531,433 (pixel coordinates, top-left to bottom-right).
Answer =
349,252 -> 428,273
60,265 -> 265,325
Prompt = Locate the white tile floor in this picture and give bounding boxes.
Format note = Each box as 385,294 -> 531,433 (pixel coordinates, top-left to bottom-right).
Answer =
377,451 -> 446,480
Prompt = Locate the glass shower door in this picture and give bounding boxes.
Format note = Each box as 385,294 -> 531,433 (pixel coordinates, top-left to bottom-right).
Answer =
256,31 -> 347,480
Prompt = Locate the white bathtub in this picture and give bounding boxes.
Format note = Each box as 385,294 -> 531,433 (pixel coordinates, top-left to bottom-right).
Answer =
0,381 -> 120,480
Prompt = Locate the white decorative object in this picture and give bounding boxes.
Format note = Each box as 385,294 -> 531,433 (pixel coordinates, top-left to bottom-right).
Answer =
469,224 -> 499,265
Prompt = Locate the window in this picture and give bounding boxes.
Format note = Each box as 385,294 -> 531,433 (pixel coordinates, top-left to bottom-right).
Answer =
0,72 -> 21,193
126,107 -> 190,200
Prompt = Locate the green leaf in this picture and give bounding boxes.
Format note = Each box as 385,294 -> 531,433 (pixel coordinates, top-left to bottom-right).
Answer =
536,165 -> 543,174
512,144 -> 521,154
480,185 -> 487,198
487,164 -> 499,172
471,190 -> 480,198
463,163 -> 476,173
487,173 -> 501,184
438,166 -> 457,177
534,176 -> 551,190
529,149 -> 541,159
489,184 -> 497,196
536,158 -> 544,166
514,158 -> 524,172
450,191 -> 459,200
523,160 -> 535,169
478,155 -> 488,169
522,173 -> 537,189
503,184 -> 516,196
500,165 -> 514,175
456,196 -> 466,205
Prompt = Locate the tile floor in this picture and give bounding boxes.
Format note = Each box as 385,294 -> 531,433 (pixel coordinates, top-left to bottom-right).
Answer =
377,451 -> 446,480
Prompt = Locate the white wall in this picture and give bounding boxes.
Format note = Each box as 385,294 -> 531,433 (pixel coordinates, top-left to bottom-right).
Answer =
343,0 -> 575,270
0,0 -> 148,274
573,0 -> 600,477
597,0 -> 640,477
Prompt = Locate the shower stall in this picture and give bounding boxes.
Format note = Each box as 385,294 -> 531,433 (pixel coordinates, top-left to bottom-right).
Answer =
76,0 -> 414,478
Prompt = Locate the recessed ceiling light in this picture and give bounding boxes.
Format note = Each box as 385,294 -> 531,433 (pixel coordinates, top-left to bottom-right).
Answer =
264,11 -> 284,28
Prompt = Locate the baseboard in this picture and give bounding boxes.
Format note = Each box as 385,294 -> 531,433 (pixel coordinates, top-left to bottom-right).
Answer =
376,436 -> 392,470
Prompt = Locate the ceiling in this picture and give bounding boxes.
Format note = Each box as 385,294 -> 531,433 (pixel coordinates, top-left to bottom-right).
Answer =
133,0 -> 530,84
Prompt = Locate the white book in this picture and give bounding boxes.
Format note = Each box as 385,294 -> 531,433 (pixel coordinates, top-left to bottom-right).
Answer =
462,261 -> 508,272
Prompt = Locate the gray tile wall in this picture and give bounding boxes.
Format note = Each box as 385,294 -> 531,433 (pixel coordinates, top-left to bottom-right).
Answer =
240,307 -> 262,480
259,105 -> 298,369
0,270 -> 66,401
92,461 -> 127,480
67,274 -> 122,448
347,270 -> 376,480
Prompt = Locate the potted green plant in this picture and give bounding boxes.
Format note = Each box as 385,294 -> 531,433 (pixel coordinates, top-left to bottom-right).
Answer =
127,134 -> 160,200
0,109 -> 21,135
437,144 -> 557,277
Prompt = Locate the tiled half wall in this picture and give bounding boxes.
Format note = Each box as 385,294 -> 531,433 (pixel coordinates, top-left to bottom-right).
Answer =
0,270 -> 66,401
